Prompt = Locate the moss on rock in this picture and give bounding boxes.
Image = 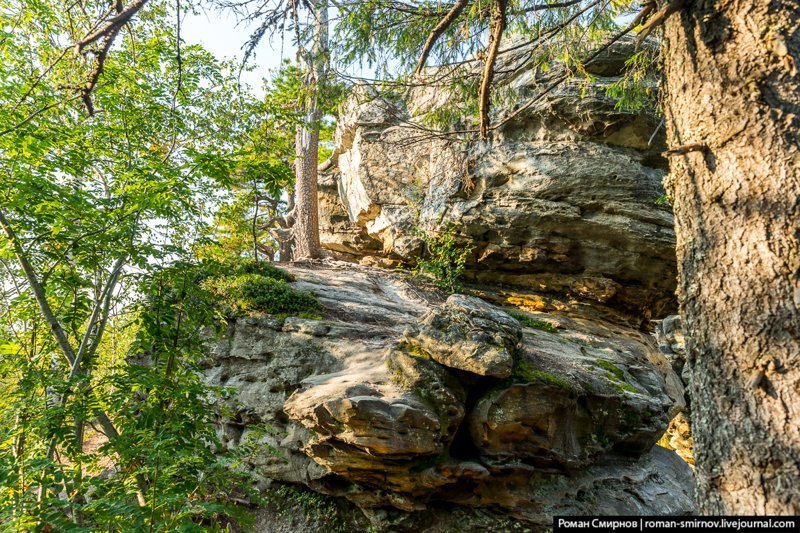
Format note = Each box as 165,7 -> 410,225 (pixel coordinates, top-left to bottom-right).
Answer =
594,358 -> 639,394
403,341 -> 434,360
202,260 -> 323,319
509,311 -> 560,333
513,360 -> 571,390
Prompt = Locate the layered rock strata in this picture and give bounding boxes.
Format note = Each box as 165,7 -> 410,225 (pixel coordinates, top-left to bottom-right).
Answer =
318,37 -> 675,317
204,263 -> 693,527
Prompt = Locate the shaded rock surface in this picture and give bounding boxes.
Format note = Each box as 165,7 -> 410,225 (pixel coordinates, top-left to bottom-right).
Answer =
205,262 -> 693,528
405,295 -> 522,378
319,36 -> 675,317
654,315 -> 695,466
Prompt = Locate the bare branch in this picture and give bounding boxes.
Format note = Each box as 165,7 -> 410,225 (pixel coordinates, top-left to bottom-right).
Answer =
0,94 -> 84,137
636,0 -> 682,45
489,3 -> 651,134
74,257 -> 127,370
414,0 -> 469,76
664,142 -> 708,156
479,0 -> 507,139
517,0 -> 586,13
77,0 -> 150,51
81,4 -> 124,115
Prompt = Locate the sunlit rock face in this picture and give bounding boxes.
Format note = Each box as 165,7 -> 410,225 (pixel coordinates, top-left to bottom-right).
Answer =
208,36 -> 691,531
319,36 -> 674,317
204,263 -> 694,528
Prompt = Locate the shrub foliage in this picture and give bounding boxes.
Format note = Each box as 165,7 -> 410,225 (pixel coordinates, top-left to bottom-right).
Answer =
416,226 -> 474,293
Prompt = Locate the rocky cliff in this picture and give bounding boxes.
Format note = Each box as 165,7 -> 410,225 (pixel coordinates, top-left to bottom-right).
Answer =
204,263 -> 693,530
319,36 -> 674,318
205,37 -> 693,531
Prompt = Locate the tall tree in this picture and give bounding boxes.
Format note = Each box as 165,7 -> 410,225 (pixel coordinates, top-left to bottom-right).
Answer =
293,0 -> 328,259
215,0 -> 335,260
197,77 -> 297,264
0,0 -> 264,526
661,0 -> 800,514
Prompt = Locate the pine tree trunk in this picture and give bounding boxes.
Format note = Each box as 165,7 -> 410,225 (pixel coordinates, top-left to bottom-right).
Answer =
292,0 -> 328,260
293,113 -> 321,259
662,0 -> 800,514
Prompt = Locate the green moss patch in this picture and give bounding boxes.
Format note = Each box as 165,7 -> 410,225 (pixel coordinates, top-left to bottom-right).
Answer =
594,358 -> 639,394
613,382 -> 639,394
509,311 -> 559,333
622,409 -> 643,427
386,358 -> 409,387
233,258 -> 295,282
513,360 -> 571,390
591,433 -> 611,447
594,358 -> 624,380
201,259 -> 323,319
404,341 -> 434,360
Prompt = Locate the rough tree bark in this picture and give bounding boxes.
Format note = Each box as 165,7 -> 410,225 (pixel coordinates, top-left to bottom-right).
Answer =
662,0 -> 800,514
279,190 -> 295,261
292,0 -> 328,260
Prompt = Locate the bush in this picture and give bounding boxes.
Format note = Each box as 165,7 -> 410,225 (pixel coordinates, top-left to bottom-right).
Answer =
234,258 -> 295,282
149,259 -> 322,320
203,273 -> 322,318
261,483 -> 376,533
416,225 -> 474,292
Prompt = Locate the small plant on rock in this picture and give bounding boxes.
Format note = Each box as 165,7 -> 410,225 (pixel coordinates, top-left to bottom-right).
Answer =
415,225 -> 474,293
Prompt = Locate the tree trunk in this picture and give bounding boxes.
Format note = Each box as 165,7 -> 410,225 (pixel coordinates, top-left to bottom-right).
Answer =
478,0 -> 506,139
662,0 -> 800,514
292,0 -> 328,260
279,189 -> 295,261
293,113 -> 321,259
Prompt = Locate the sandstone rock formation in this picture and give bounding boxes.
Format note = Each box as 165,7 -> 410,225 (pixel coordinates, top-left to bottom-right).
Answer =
204,262 -> 694,528
404,295 -> 521,378
206,36 -> 693,531
655,315 -> 695,466
318,36 -> 675,317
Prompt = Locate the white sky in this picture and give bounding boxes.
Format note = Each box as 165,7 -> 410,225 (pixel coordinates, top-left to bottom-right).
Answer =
182,7 -> 298,96
181,6 -> 389,98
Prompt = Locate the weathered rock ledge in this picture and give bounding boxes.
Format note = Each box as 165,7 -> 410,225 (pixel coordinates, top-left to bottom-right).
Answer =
319,36 -> 676,318
204,262 -> 693,529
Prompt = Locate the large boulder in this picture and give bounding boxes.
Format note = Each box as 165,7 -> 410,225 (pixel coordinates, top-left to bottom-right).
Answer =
200,33 -> 691,531
468,310 -> 680,468
404,294 -> 522,378
203,262 -> 693,526
319,36 -> 675,316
